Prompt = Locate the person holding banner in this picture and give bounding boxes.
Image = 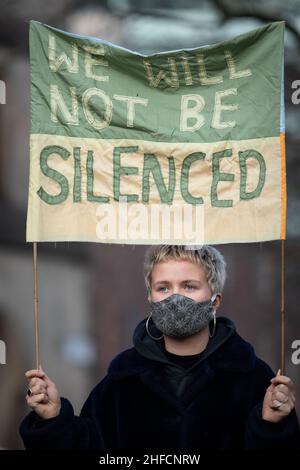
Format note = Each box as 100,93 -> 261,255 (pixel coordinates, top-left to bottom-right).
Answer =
19,245 -> 300,450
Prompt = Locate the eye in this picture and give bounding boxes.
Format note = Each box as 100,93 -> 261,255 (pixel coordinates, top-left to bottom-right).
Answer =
157,286 -> 168,292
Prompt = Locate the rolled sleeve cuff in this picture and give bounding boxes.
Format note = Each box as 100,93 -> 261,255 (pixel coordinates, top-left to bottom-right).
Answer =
246,403 -> 300,449
19,397 -> 74,447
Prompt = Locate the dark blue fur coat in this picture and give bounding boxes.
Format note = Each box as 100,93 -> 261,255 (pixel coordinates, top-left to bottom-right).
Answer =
20,317 -> 300,450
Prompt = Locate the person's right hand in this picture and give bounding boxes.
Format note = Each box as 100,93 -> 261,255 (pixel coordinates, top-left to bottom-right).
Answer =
25,367 -> 61,420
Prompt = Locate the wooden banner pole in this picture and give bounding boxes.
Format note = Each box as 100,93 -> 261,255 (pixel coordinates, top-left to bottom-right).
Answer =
33,242 -> 40,370
280,239 -> 285,375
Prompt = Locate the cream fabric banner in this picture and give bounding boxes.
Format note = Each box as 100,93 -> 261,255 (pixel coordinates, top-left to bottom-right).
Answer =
27,134 -> 283,244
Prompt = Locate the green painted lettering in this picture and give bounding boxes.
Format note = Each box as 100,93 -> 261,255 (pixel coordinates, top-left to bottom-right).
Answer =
142,154 -> 175,204
211,149 -> 234,207
181,152 -> 205,204
37,145 -> 70,205
87,150 -> 109,202
239,149 -> 266,200
113,146 -> 139,202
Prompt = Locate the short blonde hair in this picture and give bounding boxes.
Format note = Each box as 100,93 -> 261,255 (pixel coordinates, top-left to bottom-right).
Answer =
144,245 -> 227,301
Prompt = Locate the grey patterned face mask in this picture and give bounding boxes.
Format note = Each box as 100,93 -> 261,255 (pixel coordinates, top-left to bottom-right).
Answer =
149,293 -> 217,339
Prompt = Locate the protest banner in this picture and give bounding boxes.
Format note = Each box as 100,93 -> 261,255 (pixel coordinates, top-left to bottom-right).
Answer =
27,21 -> 286,245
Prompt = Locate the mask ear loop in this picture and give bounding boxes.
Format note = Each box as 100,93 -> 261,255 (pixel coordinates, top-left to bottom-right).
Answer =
146,312 -> 164,340
209,293 -> 220,338
209,313 -> 216,339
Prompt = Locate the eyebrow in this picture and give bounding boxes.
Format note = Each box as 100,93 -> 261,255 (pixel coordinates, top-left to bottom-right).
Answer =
153,279 -> 201,287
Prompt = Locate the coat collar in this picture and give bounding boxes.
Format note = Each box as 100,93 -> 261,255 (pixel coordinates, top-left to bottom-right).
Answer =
107,329 -> 256,380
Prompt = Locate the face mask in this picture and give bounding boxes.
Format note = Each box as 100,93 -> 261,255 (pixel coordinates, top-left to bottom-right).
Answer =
148,293 -> 218,339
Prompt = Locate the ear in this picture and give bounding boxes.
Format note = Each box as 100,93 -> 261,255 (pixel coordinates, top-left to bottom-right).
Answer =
214,293 -> 222,310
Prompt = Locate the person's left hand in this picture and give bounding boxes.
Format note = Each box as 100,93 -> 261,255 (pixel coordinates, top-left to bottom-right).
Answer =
262,369 -> 296,423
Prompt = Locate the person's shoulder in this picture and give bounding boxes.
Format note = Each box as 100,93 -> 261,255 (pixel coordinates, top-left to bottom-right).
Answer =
253,356 -> 275,380
212,322 -> 275,378
98,347 -> 147,384
87,347 -> 149,399
211,327 -> 256,372
81,348 -> 139,404
226,329 -> 275,379
230,332 -> 275,377
110,345 -> 139,371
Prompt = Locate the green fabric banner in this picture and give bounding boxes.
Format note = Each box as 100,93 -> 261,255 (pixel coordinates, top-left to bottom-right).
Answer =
27,21 -> 286,244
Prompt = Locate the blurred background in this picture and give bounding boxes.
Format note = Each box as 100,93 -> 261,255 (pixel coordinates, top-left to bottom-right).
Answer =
0,0 -> 300,449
